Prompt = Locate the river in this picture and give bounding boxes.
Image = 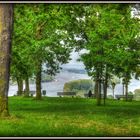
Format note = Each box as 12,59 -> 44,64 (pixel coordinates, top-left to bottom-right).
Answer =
8,69 -> 140,97
8,50 -> 140,97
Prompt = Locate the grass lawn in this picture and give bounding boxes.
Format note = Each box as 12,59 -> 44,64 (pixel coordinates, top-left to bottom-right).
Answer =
0,96 -> 140,137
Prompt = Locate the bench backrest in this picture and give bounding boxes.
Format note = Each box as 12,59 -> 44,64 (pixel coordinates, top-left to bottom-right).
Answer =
30,91 -> 36,95
84,93 -> 95,97
57,92 -> 76,96
115,95 -> 133,98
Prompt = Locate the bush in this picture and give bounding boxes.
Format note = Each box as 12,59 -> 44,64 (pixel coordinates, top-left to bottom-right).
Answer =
134,89 -> 140,94
128,91 -> 133,95
63,79 -> 94,97
134,89 -> 140,101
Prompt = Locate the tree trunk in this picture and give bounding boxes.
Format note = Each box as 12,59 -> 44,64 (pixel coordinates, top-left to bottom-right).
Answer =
105,70 -> 108,99
35,64 -> 42,100
17,77 -> 23,96
125,82 -> 128,101
122,83 -> 125,96
103,81 -> 107,105
103,68 -> 108,105
96,70 -> 101,106
113,88 -> 115,99
0,4 -> 13,117
96,44 -> 103,106
96,80 -> 100,106
24,77 -> 30,97
112,83 -> 115,99
97,79 -> 102,106
94,79 -> 98,98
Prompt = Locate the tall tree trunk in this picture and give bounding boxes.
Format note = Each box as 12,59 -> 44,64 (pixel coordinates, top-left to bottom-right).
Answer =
96,80 -> 100,106
112,87 -> 115,99
122,83 -> 125,96
96,44 -> 103,106
94,79 -> 98,98
0,4 -> 13,117
112,83 -> 115,99
96,65 -> 102,106
36,64 -> 42,100
98,79 -> 102,106
96,71 -> 101,106
103,80 -> 107,105
103,66 -> 108,105
24,77 -> 29,97
125,82 -> 128,101
17,77 -> 23,96
104,70 -> 108,99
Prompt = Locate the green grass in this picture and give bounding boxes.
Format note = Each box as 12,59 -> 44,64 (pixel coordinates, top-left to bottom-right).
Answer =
0,96 -> 140,137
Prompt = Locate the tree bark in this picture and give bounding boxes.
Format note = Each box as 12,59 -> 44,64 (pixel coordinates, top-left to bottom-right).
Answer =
17,77 -> 23,96
125,82 -> 128,101
112,83 -> 115,99
104,71 -> 108,99
94,79 -> 98,98
24,77 -> 29,97
103,81 -> 107,105
0,4 -> 13,117
96,72 -> 101,106
35,64 -> 42,100
122,83 -> 125,96
97,79 -> 102,106
112,88 -> 115,99
103,66 -> 108,105
96,80 -> 101,106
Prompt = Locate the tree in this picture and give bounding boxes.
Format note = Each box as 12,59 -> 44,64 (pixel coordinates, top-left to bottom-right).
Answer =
0,4 -> 13,116
12,4 -> 73,99
108,75 -> 120,99
25,4 -> 73,100
11,4 -> 35,97
75,4 -> 140,104
79,4 -> 126,105
112,5 -> 140,101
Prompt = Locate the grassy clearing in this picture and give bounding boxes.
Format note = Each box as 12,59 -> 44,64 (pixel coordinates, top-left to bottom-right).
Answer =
0,96 -> 140,136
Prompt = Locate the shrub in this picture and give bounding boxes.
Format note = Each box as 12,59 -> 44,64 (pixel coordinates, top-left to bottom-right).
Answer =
134,89 -> 140,101
134,89 -> 140,94
63,79 -> 94,97
128,91 -> 133,95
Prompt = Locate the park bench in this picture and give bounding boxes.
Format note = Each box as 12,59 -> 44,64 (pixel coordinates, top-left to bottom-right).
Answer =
84,93 -> 95,98
115,95 -> 133,101
84,93 -> 105,98
57,92 -> 76,97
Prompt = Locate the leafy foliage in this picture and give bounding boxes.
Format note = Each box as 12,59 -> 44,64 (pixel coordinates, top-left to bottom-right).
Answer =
68,4 -> 140,103
63,79 -> 94,96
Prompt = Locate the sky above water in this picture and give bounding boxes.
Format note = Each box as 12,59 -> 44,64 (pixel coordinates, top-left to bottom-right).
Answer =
61,49 -> 86,70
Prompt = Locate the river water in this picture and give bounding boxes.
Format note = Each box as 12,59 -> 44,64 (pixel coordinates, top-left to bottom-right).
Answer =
8,69 -> 90,97
8,69 -> 140,97
8,50 -> 140,97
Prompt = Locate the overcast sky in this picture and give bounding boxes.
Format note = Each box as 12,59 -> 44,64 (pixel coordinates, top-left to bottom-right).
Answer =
61,49 -> 86,70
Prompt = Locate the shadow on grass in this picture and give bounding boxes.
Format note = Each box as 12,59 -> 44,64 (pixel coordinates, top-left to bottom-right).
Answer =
9,97 -> 140,120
